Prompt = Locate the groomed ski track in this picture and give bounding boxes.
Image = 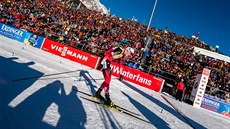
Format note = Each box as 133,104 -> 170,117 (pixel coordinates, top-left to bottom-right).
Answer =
0,35 -> 229,129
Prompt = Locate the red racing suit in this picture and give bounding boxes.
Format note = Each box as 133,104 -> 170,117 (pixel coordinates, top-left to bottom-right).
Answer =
99,47 -> 124,94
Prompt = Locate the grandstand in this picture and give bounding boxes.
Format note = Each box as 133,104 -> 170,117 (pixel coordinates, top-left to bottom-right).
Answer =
0,0 -> 229,102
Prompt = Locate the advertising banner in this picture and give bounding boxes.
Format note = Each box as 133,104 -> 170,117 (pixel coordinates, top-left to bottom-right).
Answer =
190,74 -> 201,101
22,32 -> 44,49
190,68 -> 210,108
110,62 -> 164,92
201,94 -> 230,118
0,23 -> 44,48
41,38 -> 98,68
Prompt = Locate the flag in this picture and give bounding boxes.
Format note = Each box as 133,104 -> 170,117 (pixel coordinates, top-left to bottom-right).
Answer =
192,32 -> 200,39
208,58 -> 216,66
69,2 -> 73,8
33,0 -> 36,6
220,61 -> 224,69
75,3 -> 81,12
132,16 -> 137,22
164,27 -> 168,33
111,14 -> 116,17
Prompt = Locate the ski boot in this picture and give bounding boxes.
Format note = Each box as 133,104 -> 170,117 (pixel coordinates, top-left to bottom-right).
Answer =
105,93 -> 114,107
119,75 -> 123,81
94,89 -> 104,101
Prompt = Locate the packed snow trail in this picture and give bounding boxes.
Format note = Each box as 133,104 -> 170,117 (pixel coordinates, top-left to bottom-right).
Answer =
0,36 -> 229,129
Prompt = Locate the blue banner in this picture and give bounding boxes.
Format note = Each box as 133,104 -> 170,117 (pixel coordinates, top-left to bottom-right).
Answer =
0,23 -> 44,49
201,94 -> 230,118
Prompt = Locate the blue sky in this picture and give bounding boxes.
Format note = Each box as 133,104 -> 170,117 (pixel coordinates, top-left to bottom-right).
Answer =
100,0 -> 230,56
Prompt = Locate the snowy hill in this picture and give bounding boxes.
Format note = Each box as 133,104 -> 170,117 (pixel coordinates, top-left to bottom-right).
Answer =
80,0 -> 109,14
0,35 -> 229,129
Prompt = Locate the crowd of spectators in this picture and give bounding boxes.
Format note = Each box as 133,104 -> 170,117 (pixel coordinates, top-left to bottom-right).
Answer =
0,0 -> 229,101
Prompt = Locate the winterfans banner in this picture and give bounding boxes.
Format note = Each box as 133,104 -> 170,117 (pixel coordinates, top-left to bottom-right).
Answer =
41,38 -> 99,68
201,94 -> 230,118
0,23 -> 44,48
110,62 -> 164,92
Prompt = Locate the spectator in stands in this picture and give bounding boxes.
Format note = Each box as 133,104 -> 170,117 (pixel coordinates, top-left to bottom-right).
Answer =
183,78 -> 191,101
183,87 -> 191,101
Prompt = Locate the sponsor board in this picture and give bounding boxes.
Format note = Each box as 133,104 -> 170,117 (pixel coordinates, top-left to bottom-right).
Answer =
0,23 -> 44,48
191,68 -> 210,108
41,38 -> 98,68
110,62 -> 164,92
201,94 -> 230,118
190,74 -> 201,101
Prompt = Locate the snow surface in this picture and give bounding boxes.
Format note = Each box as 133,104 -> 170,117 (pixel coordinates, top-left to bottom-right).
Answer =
0,35 -> 229,129
80,0 -> 109,14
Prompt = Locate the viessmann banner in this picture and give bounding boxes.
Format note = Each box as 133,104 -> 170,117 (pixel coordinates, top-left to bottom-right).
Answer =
41,38 -> 99,68
110,62 -> 164,92
0,23 -> 44,48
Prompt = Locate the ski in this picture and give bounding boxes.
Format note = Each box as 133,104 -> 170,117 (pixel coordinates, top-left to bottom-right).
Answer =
80,96 -> 154,125
80,96 -> 122,111
74,89 -> 140,116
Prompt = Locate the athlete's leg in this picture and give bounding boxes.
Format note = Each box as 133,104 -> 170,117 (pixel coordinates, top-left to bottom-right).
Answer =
103,69 -> 111,94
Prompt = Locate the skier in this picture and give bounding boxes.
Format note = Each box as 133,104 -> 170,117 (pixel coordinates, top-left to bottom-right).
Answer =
94,46 -> 133,106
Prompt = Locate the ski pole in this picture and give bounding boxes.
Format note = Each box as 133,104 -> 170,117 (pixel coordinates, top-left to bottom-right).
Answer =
12,69 -> 82,82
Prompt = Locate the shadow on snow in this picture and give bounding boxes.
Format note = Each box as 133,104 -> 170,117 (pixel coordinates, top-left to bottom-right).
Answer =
0,56 -> 87,129
78,69 -> 123,129
120,80 -> 206,129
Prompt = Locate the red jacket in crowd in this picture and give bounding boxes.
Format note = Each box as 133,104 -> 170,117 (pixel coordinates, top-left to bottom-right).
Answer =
177,82 -> 185,91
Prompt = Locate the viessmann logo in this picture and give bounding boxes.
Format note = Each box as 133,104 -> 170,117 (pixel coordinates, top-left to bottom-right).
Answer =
111,65 -> 152,86
50,44 -> 88,61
